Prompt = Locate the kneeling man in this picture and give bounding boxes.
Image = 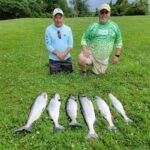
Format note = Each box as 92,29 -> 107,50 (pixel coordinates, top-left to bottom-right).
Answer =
78,4 -> 123,77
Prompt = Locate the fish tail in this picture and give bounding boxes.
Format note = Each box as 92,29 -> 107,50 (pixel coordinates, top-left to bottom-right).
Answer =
86,132 -> 99,140
125,117 -> 133,123
15,125 -> 32,132
108,125 -> 118,130
54,125 -> 65,132
69,121 -> 83,127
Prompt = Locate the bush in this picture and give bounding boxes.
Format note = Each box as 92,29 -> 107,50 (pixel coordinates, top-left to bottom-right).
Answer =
110,0 -> 148,16
0,0 -> 31,19
125,6 -> 147,15
39,12 -> 51,18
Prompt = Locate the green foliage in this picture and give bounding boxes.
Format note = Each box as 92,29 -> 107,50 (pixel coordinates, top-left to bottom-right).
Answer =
0,16 -> 150,149
0,0 -> 73,20
43,0 -> 73,17
95,8 -> 99,16
125,0 -> 148,15
110,0 -> 148,16
0,0 -> 31,19
28,0 -> 47,17
69,0 -> 90,17
126,6 -> 146,15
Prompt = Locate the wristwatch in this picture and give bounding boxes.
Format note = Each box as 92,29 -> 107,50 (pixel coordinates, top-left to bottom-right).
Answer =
115,54 -> 120,58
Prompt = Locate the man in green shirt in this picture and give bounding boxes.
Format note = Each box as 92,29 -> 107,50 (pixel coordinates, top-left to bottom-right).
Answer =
78,3 -> 123,77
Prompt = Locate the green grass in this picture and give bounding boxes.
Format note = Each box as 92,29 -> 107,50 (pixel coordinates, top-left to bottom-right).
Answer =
0,16 -> 150,150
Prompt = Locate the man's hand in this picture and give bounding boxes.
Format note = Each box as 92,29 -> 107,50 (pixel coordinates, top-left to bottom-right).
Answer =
53,48 -> 72,61
52,50 -> 65,60
82,45 -> 90,58
113,48 -> 121,64
113,56 -> 119,64
57,52 -> 65,60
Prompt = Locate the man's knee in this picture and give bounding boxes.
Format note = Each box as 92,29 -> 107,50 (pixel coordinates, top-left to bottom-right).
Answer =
61,58 -> 73,73
78,53 -> 86,65
49,59 -> 61,74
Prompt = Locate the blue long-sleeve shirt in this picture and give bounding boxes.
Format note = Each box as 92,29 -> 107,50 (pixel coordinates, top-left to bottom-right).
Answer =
45,23 -> 73,61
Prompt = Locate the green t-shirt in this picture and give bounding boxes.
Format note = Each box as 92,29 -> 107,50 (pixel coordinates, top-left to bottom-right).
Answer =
81,20 -> 123,60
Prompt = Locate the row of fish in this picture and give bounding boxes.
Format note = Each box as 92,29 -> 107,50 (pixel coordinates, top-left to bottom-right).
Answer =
15,92 -> 133,139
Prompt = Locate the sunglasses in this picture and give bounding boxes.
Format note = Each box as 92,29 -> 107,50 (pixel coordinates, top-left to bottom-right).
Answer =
100,11 -> 109,15
57,31 -> 61,39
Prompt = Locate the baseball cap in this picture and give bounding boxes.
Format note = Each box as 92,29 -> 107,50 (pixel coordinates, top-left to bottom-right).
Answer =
99,4 -> 111,12
53,8 -> 64,16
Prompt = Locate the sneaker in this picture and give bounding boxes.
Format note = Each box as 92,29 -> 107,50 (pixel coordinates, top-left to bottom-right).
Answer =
82,71 -> 88,78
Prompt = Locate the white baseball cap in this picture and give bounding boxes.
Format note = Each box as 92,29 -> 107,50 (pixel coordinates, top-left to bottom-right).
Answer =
53,8 -> 64,16
99,4 -> 111,12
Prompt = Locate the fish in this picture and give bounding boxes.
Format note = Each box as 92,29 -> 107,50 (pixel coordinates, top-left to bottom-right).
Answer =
95,96 -> 117,130
108,93 -> 133,123
47,93 -> 65,131
66,96 -> 82,127
15,92 -> 48,132
79,95 -> 98,139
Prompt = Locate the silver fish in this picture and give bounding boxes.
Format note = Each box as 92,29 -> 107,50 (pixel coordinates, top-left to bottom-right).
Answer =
66,96 -> 82,127
95,96 -> 117,130
15,92 -> 48,132
108,93 -> 133,123
47,93 -> 65,131
79,96 -> 98,139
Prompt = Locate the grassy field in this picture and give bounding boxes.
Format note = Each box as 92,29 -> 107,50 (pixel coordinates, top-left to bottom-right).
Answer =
0,16 -> 150,150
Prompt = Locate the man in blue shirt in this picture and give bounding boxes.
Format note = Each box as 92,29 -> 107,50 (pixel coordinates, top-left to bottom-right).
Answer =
45,8 -> 73,74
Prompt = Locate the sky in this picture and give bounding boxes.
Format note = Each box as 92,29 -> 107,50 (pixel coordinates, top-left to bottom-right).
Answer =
88,0 -> 135,11
67,0 -> 150,12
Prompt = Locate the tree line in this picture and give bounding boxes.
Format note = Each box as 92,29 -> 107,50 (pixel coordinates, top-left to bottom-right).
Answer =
0,0 -> 90,20
0,0 -> 149,20
110,0 -> 149,16
95,0 -> 149,16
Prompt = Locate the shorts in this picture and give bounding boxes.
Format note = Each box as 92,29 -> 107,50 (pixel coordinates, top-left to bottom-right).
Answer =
79,52 -> 109,74
49,58 -> 73,74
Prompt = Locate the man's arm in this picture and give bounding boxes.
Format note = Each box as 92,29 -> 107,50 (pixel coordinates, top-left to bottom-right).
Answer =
81,24 -> 94,58
60,28 -> 73,60
113,48 -> 121,64
45,29 -> 55,52
113,24 -> 123,64
45,28 -> 66,60
52,50 -> 65,60
82,45 -> 90,58
63,48 -> 72,56
81,31 -> 90,58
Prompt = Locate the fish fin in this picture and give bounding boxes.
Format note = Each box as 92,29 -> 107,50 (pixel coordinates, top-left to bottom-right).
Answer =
86,133 -> 99,140
54,125 -> 65,132
69,122 -> 83,128
125,117 -> 133,124
26,126 -> 32,132
108,125 -> 118,131
15,126 -> 26,132
15,125 -> 32,133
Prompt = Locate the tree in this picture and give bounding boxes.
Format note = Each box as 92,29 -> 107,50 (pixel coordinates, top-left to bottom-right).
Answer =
43,0 -> 73,17
125,0 -> 148,15
110,0 -> 148,16
95,8 -> 99,16
0,0 -> 31,19
110,0 -> 130,16
28,0 -> 47,17
69,0 -> 90,17
0,0 -> 72,19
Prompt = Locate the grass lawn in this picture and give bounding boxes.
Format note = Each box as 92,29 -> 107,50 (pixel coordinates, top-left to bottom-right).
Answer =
0,16 -> 150,150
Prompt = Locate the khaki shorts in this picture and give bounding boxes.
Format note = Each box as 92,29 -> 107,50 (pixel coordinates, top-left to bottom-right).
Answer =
79,52 -> 109,74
